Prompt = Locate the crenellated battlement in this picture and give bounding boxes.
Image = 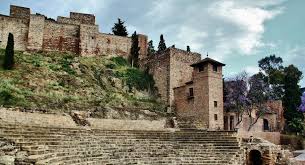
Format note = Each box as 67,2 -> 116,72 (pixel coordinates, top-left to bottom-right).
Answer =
0,5 -> 148,59
10,5 -> 31,19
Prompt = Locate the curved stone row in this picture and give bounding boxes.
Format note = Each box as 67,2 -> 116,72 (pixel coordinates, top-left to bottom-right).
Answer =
0,123 -> 243,165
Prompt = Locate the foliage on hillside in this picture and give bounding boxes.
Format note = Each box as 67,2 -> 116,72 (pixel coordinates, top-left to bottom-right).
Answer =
0,50 -> 165,113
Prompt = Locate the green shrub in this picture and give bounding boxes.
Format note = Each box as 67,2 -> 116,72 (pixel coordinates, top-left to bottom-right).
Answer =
124,68 -> 155,91
105,63 -> 116,69
0,80 -> 29,106
105,57 -> 129,69
110,56 -> 129,67
31,57 -> 42,67
59,55 -> 76,75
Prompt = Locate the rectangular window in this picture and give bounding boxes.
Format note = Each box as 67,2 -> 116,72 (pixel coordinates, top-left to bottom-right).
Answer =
214,101 -> 217,107
189,88 -> 194,97
214,114 -> 218,121
213,64 -> 218,72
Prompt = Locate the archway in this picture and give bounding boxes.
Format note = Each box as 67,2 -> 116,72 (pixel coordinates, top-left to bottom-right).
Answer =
248,150 -> 262,165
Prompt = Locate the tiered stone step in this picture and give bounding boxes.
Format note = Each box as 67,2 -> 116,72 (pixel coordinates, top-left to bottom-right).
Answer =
0,123 -> 242,165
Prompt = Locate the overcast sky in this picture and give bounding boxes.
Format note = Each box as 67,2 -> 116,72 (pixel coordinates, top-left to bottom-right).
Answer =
1,0 -> 304,87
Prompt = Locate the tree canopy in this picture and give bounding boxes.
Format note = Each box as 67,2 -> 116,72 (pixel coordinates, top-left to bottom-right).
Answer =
112,18 -> 128,37
129,31 -> 140,68
258,55 -> 284,99
283,65 -> 303,125
158,34 -> 166,52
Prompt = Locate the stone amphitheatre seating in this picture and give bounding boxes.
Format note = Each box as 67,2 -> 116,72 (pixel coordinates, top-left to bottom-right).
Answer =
0,123 -> 243,165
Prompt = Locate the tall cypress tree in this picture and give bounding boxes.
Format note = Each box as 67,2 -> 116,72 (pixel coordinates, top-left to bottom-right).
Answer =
112,18 -> 128,36
283,65 -> 303,131
158,34 -> 166,52
187,46 -> 191,52
129,31 -> 140,68
147,40 -> 155,56
3,33 -> 14,70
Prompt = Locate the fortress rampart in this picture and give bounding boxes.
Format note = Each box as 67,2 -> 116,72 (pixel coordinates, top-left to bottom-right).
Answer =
0,5 -> 148,58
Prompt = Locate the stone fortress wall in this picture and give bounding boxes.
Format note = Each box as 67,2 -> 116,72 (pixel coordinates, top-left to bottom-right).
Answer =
147,48 -> 201,108
0,5 -> 148,58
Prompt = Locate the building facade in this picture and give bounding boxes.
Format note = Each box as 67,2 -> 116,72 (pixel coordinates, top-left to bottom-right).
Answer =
173,58 -> 225,130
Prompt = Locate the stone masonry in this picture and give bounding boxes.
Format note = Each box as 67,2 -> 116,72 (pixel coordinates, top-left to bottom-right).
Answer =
146,48 -> 201,109
0,5 -> 148,59
174,58 -> 225,130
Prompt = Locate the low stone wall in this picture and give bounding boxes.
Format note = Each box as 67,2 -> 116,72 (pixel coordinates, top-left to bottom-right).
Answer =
0,108 -> 77,128
0,108 -> 168,131
87,118 -> 167,130
281,134 -> 305,150
238,131 -> 281,145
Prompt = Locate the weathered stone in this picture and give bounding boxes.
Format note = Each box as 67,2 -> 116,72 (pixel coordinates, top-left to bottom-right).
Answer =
146,48 -> 201,108
0,155 -> 15,165
0,5 -> 148,59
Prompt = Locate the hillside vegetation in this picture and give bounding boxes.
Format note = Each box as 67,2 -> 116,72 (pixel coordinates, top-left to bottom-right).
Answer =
0,50 -> 165,113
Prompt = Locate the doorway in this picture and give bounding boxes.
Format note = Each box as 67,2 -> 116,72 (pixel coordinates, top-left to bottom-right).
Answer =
263,119 -> 269,131
248,150 -> 262,165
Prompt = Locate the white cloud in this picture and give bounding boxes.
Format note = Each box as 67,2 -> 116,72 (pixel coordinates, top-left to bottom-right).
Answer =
245,66 -> 260,75
208,0 -> 283,55
138,0 -> 285,63
284,45 -> 305,86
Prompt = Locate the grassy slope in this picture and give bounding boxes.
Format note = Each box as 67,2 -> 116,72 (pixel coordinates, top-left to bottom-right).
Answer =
0,50 -> 165,113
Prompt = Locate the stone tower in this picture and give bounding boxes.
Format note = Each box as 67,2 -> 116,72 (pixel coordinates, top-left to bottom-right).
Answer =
174,57 -> 225,130
146,48 -> 201,110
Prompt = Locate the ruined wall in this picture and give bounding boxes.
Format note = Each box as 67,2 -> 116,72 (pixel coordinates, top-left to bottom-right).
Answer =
138,34 -> 148,60
10,5 -> 30,19
148,48 -> 200,107
96,33 -> 132,57
79,24 -> 99,56
70,12 -> 95,25
169,48 -> 201,106
0,5 -> 148,58
43,20 -> 80,53
57,12 -> 95,26
148,50 -> 171,104
27,15 -> 44,50
57,16 -> 84,26
0,15 -> 28,50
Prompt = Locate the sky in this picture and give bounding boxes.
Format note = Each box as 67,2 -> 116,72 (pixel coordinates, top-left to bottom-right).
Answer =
0,0 -> 304,87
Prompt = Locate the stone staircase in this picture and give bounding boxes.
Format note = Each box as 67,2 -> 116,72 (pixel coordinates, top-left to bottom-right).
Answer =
0,123 -> 244,165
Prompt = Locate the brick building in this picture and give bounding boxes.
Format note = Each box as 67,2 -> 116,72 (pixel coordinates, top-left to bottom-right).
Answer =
0,5 -> 148,59
173,57 -> 225,130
